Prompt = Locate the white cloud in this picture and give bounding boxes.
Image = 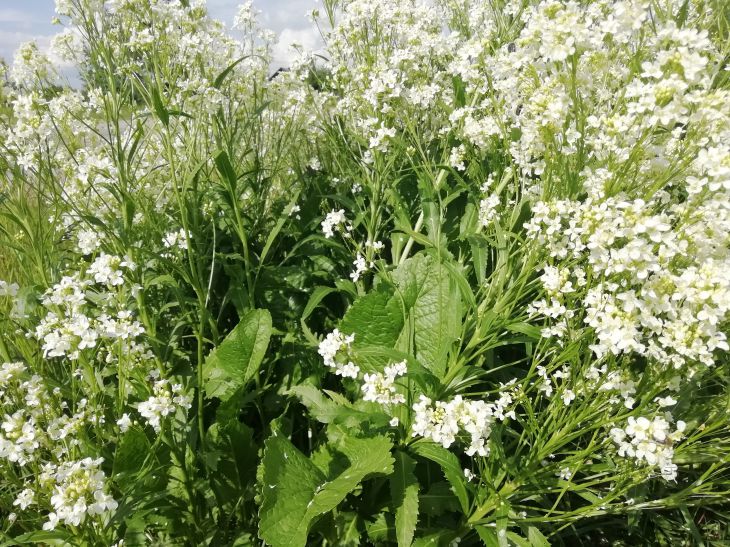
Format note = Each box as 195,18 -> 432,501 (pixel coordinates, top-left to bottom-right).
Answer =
271,26 -> 323,67
0,8 -> 37,26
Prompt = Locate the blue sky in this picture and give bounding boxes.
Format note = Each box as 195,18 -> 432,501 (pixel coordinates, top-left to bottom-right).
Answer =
0,0 -> 321,69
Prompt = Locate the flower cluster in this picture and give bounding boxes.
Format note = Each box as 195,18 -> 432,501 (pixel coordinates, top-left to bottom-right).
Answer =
318,329 -> 359,378
42,457 -> 118,530
35,266 -> 145,361
138,376 -> 193,433
361,361 -> 407,405
412,384 -> 518,457
610,416 -> 686,481
321,209 -> 350,238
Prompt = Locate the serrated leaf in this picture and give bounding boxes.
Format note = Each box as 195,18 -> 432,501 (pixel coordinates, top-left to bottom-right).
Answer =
366,512 -> 395,543
391,451 -> 419,547
475,526 -> 500,547
259,433 -> 394,547
289,385 -> 342,424
393,254 -> 461,378
203,308 -> 271,401
411,529 -> 460,546
340,287 -> 404,348
113,426 -> 150,476
410,441 -> 469,513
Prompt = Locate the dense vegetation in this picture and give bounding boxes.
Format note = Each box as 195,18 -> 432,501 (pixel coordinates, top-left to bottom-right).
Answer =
0,0 -> 729,544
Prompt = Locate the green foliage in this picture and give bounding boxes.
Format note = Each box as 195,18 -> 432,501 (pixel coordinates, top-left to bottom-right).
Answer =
258,430 -> 394,546
0,0 -> 728,544
202,308 -> 272,401
391,451 -> 420,547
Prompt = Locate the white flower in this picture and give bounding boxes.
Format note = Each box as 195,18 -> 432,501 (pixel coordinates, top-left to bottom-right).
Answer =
162,228 -> 189,251
44,458 -> 117,529
77,229 -> 101,255
350,253 -> 369,282
611,415 -> 685,480
361,372 -> 405,406
117,413 -> 132,433
318,329 -> 359,377
138,379 -> 191,433
478,194 -> 500,227
13,488 -> 35,510
321,209 -> 347,238
0,280 -> 20,297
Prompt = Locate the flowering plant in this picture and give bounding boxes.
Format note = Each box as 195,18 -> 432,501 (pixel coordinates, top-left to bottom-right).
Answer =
0,0 -> 729,544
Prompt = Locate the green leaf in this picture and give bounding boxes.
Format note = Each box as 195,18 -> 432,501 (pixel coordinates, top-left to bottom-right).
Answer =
113,426 -> 150,476
505,322 -> 541,340
527,526 -> 551,547
475,526 -> 500,547
420,481 -> 460,516
215,150 -> 239,193
340,286 -> 404,348
259,432 -> 394,547
366,512 -> 395,543
203,308 -> 272,401
301,286 -> 340,345
391,451 -> 419,547
150,86 -> 169,126
393,254 -> 461,378
410,441 -> 469,513
11,530 -> 72,545
288,385 -> 343,424
214,55 -> 249,88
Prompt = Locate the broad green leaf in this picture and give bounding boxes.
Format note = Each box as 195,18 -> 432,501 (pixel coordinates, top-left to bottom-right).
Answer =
390,451 -> 419,547
113,426 -> 150,476
393,254 -> 461,378
203,308 -> 272,401
289,384 -> 343,424
205,420 -> 257,499
366,512 -> 395,543
340,286 -> 404,348
420,481 -> 460,516
289,385 -> 386,430
410,441 -> 469,513
259,432 -> 394,547
259,434 -> 326,547
215,150 -> 239,194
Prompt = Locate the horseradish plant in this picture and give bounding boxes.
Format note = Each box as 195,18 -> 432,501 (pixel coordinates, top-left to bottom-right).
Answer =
0,0 -> 728,545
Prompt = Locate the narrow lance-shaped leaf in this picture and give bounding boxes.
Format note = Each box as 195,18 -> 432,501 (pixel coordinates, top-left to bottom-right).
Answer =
410,441 -> 469,514
391,450 -> 420,547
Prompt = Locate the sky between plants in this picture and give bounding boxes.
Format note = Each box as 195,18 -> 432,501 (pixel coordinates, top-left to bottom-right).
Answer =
0,0 -> 323,72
